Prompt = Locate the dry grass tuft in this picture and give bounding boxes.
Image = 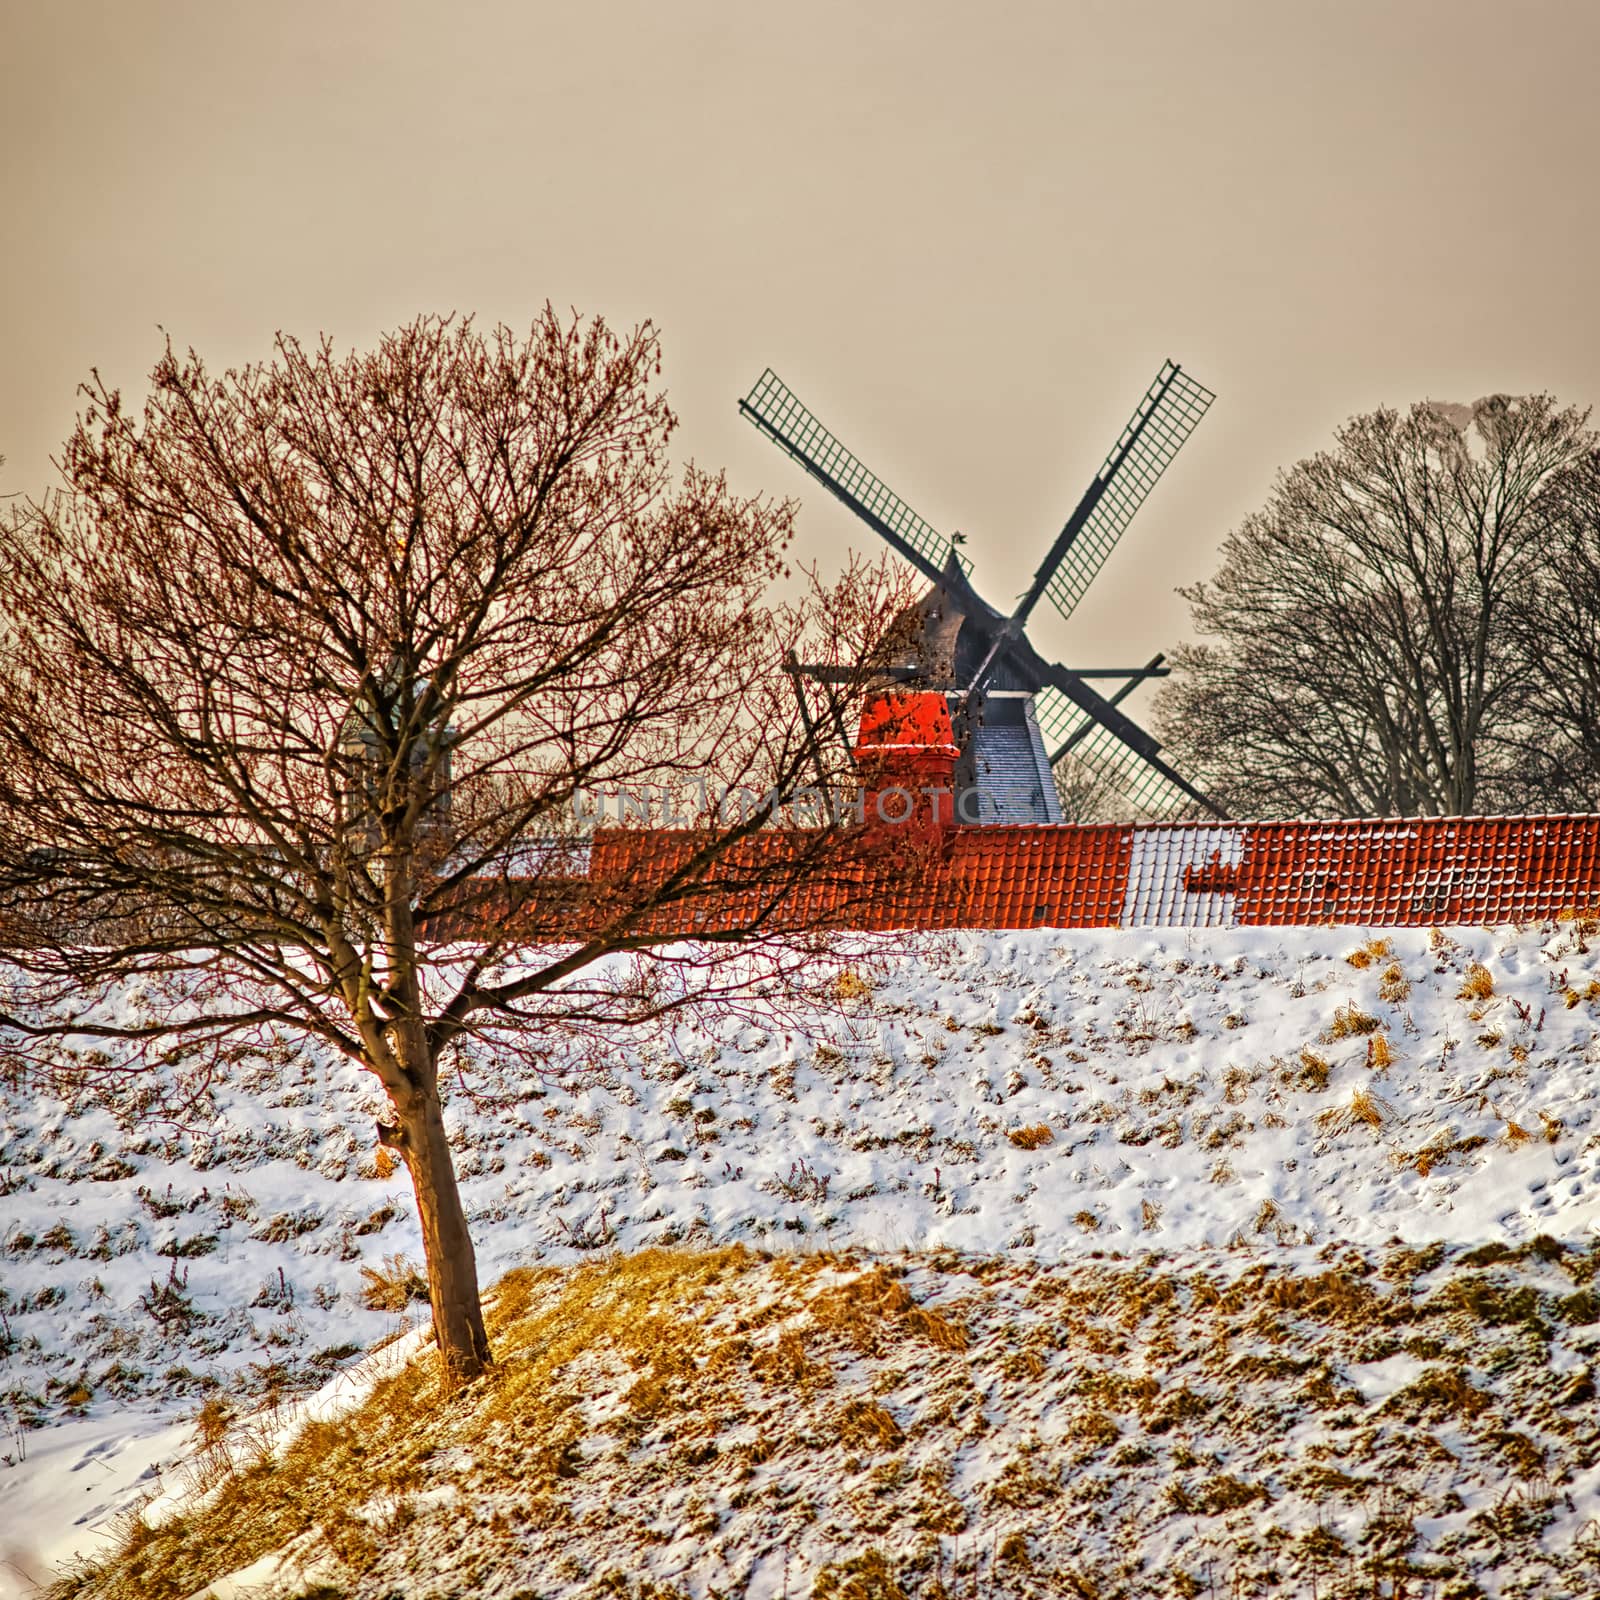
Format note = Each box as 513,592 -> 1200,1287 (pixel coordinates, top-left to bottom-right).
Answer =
813,1548 -> 906,1600
1399,1131 -> 1487,1177
836,1398 -> 905,1451
1458,963 -> 1495,1001
1349,1086 -> 1388,1128
1317,1086 -> 1390,1136
1344,938 -> 1392,969
1295,1050 -> 1331,1092
1365,1033 -> 1397,1072
809,1265 -> 968,1353
1384,1364 -> 1491,1420
1400,1144 -> 1434,1177
357,1253 -> 429,1312
1323,1003 -> 1381,1041
1254,1198 -> 1287,1240
902,1304 -> 970,1353
1377,962 -> 1411,1003
833,969 -> 873,1003
1006,1123 -> 1054,1150
191,1396 -> 233,1450
750,1326 -> 830,1389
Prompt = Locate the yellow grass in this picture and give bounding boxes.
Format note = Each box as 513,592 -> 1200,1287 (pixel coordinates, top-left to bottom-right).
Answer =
1296,1050 -> 1331,1092
1344,938 -> 1393,969
1007,1123 -> 1054,1150
55,1249 -> 756,1599
357,1253 -> 429,1312
1396,1132 -> 1487,1178
1317,1086 -> 1390,1136
53,1242 -> 1600,1599
1377,962 -> 1411,1003
833,969 -> 873,1003
1323,1004 -> 1381,1041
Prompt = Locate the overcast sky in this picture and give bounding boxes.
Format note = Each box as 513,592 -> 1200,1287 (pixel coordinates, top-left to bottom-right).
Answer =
4,0 -> 1598,695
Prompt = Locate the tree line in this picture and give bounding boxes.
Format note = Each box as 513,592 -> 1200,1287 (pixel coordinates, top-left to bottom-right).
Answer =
1153,394 -> 1600,819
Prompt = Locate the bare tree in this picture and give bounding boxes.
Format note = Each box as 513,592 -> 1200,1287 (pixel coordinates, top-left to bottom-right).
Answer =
0,312 -> 908,1387
1516,446 -> 1600,799
1155,395 -> 1594,817
1051,750 -> 1127,824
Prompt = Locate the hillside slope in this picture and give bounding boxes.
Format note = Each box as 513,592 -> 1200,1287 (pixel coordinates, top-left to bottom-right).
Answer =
4,921 -> 1600,1593
41,1242 -> 1600,1599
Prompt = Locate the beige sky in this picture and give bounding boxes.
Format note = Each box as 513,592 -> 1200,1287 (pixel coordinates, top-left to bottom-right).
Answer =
4,0 -> 1598,705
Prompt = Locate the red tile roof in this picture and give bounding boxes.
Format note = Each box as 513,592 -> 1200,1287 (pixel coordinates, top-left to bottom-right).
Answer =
1230,816 -> 1600,926
570,814 -> 1600,932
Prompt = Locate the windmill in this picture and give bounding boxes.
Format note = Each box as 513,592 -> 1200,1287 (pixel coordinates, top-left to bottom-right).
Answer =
739,359 -> 1226,822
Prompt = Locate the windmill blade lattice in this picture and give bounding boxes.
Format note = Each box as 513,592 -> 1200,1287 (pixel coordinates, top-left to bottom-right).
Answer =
1041,361 -> 1215,623
740,370 -> 971,585
739,355 -> 1225,823
1035,685 -> 1200,819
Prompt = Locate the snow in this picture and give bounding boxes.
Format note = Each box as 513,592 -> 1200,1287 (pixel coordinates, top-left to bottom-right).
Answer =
0,1412 -> 186,1597
4,919 -> 1600,1591
1341,1350 -> 1430,1403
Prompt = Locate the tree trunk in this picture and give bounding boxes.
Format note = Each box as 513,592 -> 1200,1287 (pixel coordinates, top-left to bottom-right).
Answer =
388,1083 -> 492,1389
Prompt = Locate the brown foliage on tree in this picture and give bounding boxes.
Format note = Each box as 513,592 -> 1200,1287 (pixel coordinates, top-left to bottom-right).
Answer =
0,311 -> 909,1387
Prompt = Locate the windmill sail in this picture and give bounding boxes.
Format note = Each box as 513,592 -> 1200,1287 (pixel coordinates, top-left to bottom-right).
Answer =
1025,360 -> 1216,818
1035,361 -> 1215,624
739,370 -> 971,586
739,357 -> 1224,823
1035,684 -> 1213,818
1034,686 -> 1204,819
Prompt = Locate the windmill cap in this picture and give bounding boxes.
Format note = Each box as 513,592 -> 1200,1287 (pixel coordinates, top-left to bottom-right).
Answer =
854,692 -> 960,760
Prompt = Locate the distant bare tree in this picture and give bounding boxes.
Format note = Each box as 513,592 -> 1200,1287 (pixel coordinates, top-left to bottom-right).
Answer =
1051,750 -> 1128,824
1515,447 -> 1600,798
1155,395 -> 1594,817
0,312 -> 908,1388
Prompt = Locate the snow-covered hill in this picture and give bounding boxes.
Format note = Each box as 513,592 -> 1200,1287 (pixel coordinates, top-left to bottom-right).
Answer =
4,920 -> 1600,1593
41,1241 -> 1600,1599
